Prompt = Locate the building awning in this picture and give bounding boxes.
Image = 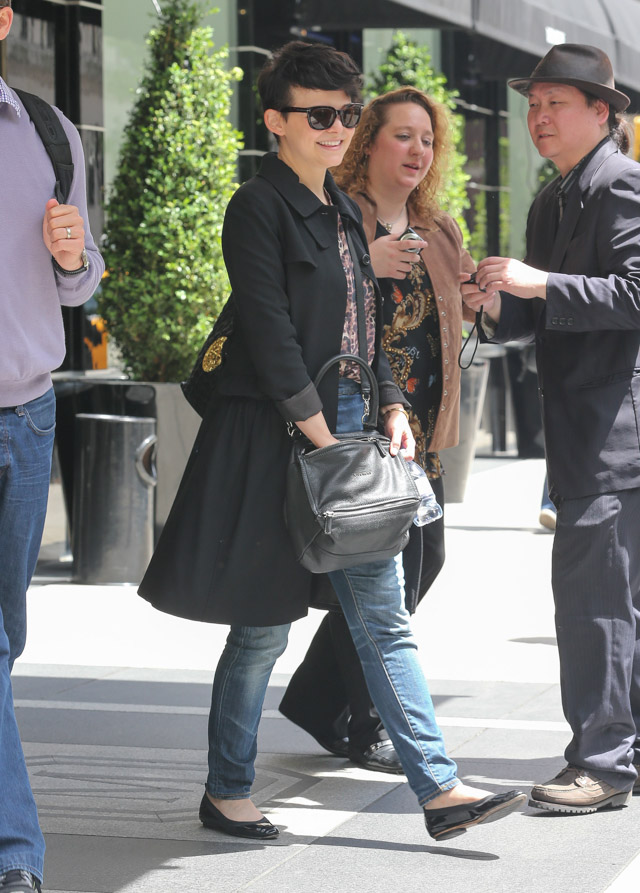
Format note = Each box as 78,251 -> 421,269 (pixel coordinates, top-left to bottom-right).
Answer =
602,0 -> 640,95
474,0 -> 640,96
298,0 -> 640,95
474,0 -> 615,63
296,0 -> 473,31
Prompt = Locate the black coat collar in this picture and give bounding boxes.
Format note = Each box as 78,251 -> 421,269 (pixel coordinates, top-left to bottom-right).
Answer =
548,138 -> 618,271
257,152 -> 359,225
577,137 -> 617,193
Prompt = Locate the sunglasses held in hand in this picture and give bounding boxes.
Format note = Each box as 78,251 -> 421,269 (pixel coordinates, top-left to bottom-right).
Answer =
280,103 -> 364,130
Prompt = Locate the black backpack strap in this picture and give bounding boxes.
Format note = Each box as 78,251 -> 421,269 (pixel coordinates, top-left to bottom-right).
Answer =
15,88 -> 74,204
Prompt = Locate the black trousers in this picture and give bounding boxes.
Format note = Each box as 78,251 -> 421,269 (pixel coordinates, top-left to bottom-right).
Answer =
552,486 -> 640,789
280,476 -> 445,750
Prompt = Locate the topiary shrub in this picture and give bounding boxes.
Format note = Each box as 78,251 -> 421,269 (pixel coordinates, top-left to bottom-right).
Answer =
367,31 -> 471,240
468,135 -> 511,260
99,0 -> 243,382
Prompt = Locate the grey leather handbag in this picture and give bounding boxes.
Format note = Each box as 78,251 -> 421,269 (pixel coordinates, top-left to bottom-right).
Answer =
285,353 -> 420,573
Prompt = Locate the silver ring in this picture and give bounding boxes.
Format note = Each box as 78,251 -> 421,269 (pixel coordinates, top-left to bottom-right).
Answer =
65,227 -> 72,240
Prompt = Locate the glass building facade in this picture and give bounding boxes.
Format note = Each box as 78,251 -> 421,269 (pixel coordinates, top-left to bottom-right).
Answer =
5,0 -> 640,293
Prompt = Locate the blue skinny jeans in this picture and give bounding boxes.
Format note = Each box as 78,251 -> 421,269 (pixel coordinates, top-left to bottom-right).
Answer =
206,381 -> 458,807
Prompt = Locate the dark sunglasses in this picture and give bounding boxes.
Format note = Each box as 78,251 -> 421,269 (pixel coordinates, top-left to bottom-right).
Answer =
280,104 -> 363,130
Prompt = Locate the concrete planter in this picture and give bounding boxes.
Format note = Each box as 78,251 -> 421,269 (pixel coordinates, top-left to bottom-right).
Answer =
439,358 -> 490,503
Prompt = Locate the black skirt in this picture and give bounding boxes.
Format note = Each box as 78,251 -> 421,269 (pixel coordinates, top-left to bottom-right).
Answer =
138,395 -> 316,627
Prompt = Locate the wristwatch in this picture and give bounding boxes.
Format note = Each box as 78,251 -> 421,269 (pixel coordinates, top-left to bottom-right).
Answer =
52,248 -> 89,276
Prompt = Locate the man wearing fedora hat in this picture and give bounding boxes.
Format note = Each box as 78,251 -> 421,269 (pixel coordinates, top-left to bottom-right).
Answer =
463,43 -> 640,815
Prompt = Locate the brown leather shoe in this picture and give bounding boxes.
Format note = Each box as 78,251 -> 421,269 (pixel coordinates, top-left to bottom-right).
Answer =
529,765 -> 631,814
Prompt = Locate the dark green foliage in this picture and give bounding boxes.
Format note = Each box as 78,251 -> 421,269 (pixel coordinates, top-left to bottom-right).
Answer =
468,136 -> 511,260
537,158 -> 558,190
368,32 -> 470,239
99,0 -> 242,381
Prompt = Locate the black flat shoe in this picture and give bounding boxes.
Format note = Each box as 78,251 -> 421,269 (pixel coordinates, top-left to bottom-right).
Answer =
199,794 -> 280,840
349,740 -> 404,775
424,790 -> 527,841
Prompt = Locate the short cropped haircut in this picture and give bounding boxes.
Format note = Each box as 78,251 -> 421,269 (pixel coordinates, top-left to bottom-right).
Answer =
0,1 -> 12,8
257,40 -> 362,113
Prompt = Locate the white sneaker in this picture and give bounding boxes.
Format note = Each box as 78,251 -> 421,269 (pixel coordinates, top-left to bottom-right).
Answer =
539,507 -> 556,531
0,872 -> 41,893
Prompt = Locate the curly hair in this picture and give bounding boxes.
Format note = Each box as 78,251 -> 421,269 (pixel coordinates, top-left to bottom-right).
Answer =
333,87 -> 453,225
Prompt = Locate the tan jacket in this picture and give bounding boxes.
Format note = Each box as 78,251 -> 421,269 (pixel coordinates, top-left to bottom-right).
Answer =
355,194 -> 476,451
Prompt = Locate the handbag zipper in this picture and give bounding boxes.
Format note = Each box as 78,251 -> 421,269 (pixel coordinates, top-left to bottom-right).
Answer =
322,511 -> 335,534
308,436 -> 388,457
320,496 -> 418,534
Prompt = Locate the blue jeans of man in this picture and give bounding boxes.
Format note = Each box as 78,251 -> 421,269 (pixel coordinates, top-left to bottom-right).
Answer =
541,474 -> 555,512
207,381 -> 458,807
0,388 -> 55,882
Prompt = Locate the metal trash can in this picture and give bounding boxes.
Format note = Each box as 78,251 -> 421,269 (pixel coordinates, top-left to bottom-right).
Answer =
72,414 -> 157,584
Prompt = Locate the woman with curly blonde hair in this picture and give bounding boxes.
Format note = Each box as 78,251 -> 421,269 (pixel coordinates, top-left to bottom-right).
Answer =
337,86 -> 453,226
281,86 -> 479,776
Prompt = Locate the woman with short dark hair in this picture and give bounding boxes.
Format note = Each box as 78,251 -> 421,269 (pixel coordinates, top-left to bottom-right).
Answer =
140,42 -> 525,843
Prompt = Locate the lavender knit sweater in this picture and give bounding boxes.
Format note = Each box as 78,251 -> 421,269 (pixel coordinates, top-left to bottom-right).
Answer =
0,77 -> 104,407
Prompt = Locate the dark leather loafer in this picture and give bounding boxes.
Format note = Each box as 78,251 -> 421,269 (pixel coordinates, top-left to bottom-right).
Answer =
424,790 -> 526,841
199,794 -> 279,840
349,740 -> 405,775
316,735 -> 350,757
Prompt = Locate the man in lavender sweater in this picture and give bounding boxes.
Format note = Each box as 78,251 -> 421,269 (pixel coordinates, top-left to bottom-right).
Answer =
0,3 -> 104,891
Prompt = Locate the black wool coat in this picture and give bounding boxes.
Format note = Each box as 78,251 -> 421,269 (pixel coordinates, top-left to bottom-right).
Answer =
483,139 -> 640,500
139,154 -> 409,626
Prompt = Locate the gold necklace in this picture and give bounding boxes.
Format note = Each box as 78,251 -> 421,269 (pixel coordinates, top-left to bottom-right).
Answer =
377,206 -> 407,233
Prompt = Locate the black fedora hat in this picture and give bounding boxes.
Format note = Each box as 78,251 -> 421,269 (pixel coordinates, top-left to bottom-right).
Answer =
508,44 -> 629,112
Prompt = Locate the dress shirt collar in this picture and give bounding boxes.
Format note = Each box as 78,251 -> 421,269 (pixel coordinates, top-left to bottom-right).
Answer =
556,136 -> 610,203
0,76 -> 22,117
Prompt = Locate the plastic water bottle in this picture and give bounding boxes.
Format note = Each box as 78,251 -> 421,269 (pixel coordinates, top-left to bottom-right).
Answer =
405,458 -> 443,527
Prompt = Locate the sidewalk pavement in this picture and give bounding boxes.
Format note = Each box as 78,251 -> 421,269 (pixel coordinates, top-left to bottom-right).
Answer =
15,457 -> 640,893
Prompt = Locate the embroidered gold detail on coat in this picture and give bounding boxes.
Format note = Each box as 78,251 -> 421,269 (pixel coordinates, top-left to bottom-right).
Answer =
202,336 -> 227,372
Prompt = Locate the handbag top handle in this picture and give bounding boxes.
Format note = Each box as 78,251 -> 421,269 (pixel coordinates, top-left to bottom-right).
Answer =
313,353 -> 379,428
